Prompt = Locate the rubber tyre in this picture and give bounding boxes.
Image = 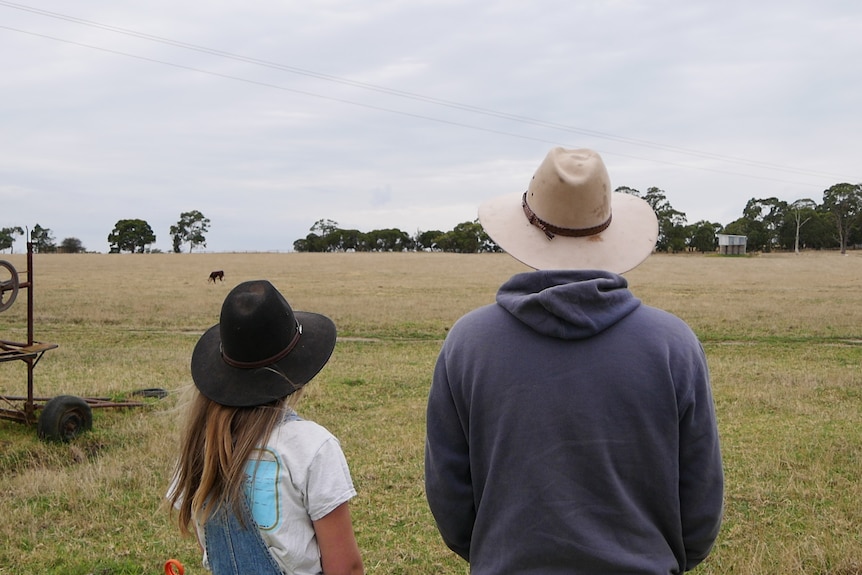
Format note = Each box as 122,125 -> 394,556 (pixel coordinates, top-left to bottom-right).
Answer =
130,387 -> 168,399
37,395 -> 93,442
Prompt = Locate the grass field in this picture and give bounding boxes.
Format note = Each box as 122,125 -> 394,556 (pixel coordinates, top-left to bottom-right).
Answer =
0,251 -> 860,574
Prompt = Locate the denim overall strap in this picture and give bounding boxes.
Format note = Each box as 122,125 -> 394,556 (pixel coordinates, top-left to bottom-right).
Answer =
204,495 -> 285,575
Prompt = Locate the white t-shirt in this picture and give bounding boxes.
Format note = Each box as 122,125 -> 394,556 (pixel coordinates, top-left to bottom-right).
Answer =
243,413 -> 357,574
175,412 -> 357,575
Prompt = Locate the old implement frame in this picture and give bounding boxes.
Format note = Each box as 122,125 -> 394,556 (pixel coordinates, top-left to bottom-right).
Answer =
0,241 -> 152,441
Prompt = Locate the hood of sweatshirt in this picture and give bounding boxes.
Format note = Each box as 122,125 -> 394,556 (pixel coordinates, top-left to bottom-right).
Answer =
495,269 -> 641,340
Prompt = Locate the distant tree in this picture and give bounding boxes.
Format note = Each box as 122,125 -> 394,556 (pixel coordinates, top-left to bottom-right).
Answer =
59,237 -> 86,254
326,228 -> 366,251
802,210 -> 838,249
292,236 -> 313,252
782,199 -> 817,253
665,221 -> 689,253
722,197 -> 791,253
415,229 -> 445,251
688,221 -> 722,253
295,220 -> 367,252
295,234 -> 322,252
365,228 -> 413,251
294,220 -> 494,253
310,219 -> 339,237
473,220 -> 501,253
170,210 -> 211,253
643,187 -> 687,252
434,231 -> 462,253
0,226 -> 24,253
108,219 -> 156,253
724,217 -> 768,252
741,197 -> 787,252
30,224 -> 56,253
821,183 -> 862,254
722,218 -> 744,236
615,186 -> 641,197
435,220 -> 498,253
849,210 -> 862,248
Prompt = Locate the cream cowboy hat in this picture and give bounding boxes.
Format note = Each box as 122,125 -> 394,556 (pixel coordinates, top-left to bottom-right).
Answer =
478,147 -> 658,273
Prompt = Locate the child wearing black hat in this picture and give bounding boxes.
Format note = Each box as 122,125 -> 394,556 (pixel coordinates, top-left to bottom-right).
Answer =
168,280 -> 364,575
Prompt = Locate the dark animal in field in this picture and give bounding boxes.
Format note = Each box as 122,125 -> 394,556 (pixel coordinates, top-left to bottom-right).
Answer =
208,270 -> 225,283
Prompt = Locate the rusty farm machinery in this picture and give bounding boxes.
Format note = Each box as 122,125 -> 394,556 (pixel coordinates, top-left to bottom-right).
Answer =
1,241 -> 162,441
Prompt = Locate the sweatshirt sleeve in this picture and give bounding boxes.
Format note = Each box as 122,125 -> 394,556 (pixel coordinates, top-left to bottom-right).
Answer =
424,345 -> 474,561
678,342 -> 724,570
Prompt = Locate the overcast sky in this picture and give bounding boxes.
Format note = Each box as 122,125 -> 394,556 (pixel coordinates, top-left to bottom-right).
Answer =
2,0 -> 861,253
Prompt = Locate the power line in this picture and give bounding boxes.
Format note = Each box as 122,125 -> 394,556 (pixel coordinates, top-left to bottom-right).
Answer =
1,1 -> 860,186
0,30 -> 829,191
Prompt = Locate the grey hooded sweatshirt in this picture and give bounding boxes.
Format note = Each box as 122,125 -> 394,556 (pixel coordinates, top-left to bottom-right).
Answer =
425,270 -> 723,574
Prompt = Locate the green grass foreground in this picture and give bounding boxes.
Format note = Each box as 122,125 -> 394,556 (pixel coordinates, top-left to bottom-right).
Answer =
0,251 -> 860,574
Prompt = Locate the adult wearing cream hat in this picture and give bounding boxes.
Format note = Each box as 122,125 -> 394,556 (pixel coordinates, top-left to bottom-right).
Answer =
425,148 -> 723,573
478,147 -> 658,273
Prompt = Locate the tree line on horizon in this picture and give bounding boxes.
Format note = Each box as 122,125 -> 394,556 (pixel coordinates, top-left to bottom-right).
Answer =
0,211 -> 211,255
2,183 -> 860,254
618,183 -> 862,255
295,183 -> 862,255
292,218 -> 501,253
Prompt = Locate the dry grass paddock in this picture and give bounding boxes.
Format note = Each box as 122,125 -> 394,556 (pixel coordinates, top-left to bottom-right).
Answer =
0,251 -> 860,574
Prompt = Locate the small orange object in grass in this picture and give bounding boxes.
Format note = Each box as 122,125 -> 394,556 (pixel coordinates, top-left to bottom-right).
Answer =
164,558 -> 185,575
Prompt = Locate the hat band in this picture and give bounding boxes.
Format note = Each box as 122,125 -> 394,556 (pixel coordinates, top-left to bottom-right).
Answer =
522,192 -> 612,240
221,322 -> 303,369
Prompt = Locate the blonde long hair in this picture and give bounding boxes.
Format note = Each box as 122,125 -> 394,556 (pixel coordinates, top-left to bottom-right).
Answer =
169,390 -> 301,535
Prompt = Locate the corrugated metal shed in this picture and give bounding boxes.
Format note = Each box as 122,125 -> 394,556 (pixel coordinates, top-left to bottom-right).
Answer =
717,234 -> 747,255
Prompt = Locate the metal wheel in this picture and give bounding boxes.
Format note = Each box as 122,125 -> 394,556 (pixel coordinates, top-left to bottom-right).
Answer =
37,395 -> 93,442
0,260 -> 19,313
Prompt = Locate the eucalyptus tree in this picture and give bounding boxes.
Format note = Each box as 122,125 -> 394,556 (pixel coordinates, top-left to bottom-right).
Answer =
642,187 -> 688,252
0,226 -> 24,252
170,210 -> 211,253
742,197 -> 788,252
436,220 -> 499,253
723,216 -> 767,252
327,228 -> 366,251
415,230 -> 445,251
688,221 -> 722,253
821,183 -> 862,254
310,218 -> 339,237
30,224 -> 56,253
615,186 -> 642,197
786,199 -> 817,253
365,228 -> 413,251
108,219 -> 156,253
59,237 -> 86,254
293,233 -> 323,252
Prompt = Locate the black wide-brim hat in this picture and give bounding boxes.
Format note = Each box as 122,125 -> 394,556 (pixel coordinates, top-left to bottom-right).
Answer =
191,280 -> 337,407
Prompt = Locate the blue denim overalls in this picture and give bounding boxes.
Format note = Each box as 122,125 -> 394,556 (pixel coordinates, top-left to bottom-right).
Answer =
204,410 -> 304,574
204,494 -> 285,574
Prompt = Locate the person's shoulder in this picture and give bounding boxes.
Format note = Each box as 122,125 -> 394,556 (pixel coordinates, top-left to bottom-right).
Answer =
636,302 -> 686,321
449,302 -> 508,332
267,417 -> 343,463
276,416 -> 337,443
632,303 -> 699,338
